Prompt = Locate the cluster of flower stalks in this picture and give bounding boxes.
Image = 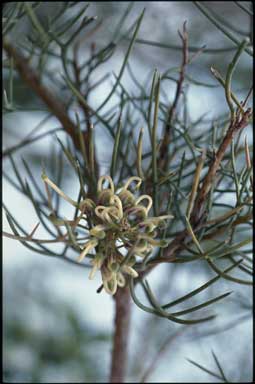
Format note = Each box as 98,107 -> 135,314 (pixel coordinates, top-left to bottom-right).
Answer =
42,174 -> 173,294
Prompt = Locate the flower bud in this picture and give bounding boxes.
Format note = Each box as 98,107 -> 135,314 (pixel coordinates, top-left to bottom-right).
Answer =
118,190 -> 135,208
108,261 -> 119,272
103,275 -> 117,295
122,265 -> 138,278
79,198 -> 96,211
98,189 -> 113,205
117,272 -> 126,287
126,255 -> 136,266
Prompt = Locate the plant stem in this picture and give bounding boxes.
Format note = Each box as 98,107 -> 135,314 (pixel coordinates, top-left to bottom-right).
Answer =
110,285 -> 131,383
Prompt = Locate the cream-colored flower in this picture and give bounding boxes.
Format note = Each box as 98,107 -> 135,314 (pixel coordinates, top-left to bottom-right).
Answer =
89,225 -> 106,239
135,195 -> 153,214
103,275 -> 118,295
89,253 -> 104,280
116,271 -> 126,287
122,176 -> 142,191
110,195 -> 123,219
97,175 -> 115,194
42,173 -> 174,295
78,238 -> 98,262
121,265 -> 139,278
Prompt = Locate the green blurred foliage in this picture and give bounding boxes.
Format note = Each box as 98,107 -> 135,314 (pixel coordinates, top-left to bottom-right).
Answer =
3,266 -> 110,382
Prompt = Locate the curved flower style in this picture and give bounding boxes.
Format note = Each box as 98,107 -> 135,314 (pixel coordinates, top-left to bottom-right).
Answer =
42,174 -> 173,295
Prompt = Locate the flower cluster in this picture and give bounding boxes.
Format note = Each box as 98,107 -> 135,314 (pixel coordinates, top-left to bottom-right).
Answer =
42,174 -> 173,295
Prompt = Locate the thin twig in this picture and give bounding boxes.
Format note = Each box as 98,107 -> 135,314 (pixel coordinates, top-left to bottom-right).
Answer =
190,108 -> 252,226
3,230 -> 68,244
140,327 -> 188,382
73,40 -> 92,135
3,39 -> 83,152
159,21 -> 189,170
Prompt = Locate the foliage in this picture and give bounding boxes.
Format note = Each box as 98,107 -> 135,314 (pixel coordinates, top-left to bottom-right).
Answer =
3,266 -> 109,382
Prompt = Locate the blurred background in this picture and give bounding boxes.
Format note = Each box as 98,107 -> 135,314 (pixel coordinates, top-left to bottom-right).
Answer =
3,2 -> 253,382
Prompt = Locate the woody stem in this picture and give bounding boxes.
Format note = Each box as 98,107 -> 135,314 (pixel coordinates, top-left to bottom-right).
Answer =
109,285 -> 131,383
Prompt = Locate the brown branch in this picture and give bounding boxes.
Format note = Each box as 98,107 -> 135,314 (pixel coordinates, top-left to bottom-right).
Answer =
161,108 -> 251,258
190,108 -> 252,226
3,39 -> 99,196
202,213 -> 253,241
110,285 -> 131,383
3,39 -> 84,152
138,106 -> 252,279
165,107 -> 252,257
139,208 -> 252,269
